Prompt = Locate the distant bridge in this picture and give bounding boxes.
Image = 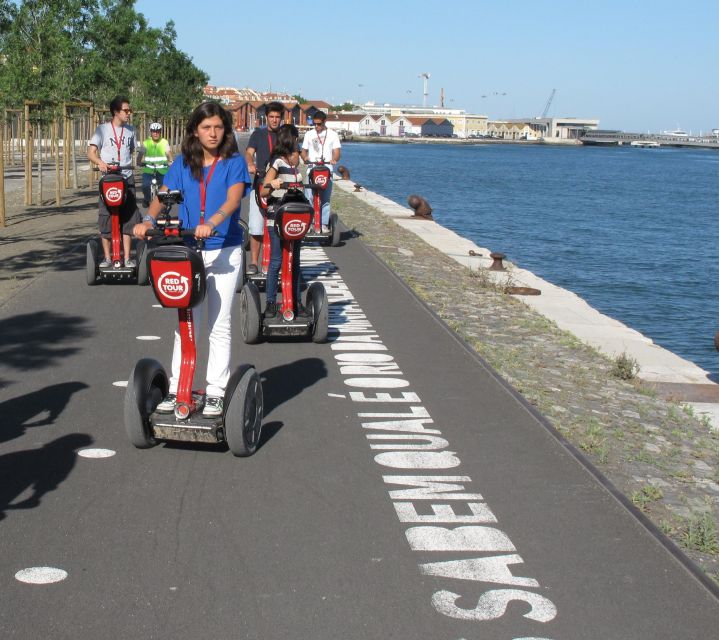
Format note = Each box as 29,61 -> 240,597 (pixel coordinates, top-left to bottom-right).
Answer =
581,130 -> 719,149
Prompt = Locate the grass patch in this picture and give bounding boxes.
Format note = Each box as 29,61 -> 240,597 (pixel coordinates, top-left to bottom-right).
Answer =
679,513 -> 719,554
630,485 -> 664,511
611,351 -> 640,380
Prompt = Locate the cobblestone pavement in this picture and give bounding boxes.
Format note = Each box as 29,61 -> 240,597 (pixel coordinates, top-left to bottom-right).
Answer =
333,186 -> 719,584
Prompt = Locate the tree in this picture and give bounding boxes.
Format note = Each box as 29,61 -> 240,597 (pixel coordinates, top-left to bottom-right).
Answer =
0,0 -> 207,114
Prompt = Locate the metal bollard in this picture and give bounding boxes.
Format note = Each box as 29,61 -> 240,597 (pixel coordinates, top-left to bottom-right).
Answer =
489,252 -> 506,271
337,165 -> 350,180
407,194 -> 433,219
353,183 -> 363,192
715,331 -> 719,351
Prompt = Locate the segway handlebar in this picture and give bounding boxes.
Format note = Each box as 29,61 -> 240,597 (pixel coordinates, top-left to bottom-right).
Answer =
145,228 -> 217,238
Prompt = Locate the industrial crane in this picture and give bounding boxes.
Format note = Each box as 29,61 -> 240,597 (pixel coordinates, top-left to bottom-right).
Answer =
542,89 -> 556,118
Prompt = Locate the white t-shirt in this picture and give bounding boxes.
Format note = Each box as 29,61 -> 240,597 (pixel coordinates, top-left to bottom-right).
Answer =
89,122 -> 136,179
302,127 -> 341,164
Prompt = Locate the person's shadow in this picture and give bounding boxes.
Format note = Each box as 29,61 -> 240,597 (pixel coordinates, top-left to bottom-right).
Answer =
260,357 -> 328,417
0,382 -> 88,445
0,433 -> 93,522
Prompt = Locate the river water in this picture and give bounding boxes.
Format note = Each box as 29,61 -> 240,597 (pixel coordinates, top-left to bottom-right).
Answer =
340,142 -> 719,376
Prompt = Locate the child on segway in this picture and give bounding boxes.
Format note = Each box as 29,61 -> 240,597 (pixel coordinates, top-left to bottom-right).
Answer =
133,101 -> 251,419
260,124 -> 308,319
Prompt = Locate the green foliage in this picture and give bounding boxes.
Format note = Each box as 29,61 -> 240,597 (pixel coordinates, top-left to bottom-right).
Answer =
611,351 -> 640,381
292,94 -> 307,104
680,512 -> 719,554
630,484 -> 663,511
0,1 -> 207,115
332,102 -> 356,112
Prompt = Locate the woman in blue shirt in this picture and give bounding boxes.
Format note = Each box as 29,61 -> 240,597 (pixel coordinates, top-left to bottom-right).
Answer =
134,102 -> 250,417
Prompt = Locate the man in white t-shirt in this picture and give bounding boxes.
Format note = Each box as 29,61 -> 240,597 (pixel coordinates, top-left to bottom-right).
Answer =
87,95 -> 141,268
301,111 -> 341,232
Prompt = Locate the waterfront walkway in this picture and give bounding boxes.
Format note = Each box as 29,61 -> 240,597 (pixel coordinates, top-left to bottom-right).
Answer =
0,168 -> 718,638
335,179 -> 719,422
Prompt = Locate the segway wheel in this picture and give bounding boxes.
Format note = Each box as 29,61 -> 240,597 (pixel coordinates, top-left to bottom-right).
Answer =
329,213 -> 340,247
307,282 -> 329,343
236,247 -> 247,293
124,358 -> 167,449
239,282 -> 262,344
224,366 -> 264,457
136,241 -> 149,286
239,218 -> 251,252
86,240 -> 99,286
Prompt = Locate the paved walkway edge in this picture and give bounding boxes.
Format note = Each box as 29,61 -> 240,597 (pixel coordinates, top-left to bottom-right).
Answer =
334,178 -> 719,601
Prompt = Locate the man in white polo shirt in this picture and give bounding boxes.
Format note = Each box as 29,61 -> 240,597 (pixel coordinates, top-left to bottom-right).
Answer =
301,110 -> 341,232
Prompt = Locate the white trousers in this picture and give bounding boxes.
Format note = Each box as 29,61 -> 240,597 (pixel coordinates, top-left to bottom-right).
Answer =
168,245 -> 243,397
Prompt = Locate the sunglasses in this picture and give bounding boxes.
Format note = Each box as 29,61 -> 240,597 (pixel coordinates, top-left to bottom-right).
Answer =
314,122 -> 325,126
121,108 -> 132,114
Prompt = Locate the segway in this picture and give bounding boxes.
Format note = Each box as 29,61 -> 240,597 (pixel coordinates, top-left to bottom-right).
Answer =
241,189 -> 272,292
124,191 -> 264,457
86,163 -> 147,285
304,162 -> 340,247
239,190 -> 328,344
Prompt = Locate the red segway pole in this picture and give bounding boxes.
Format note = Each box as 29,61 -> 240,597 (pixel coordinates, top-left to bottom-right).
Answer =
308,163 -> 331,233
147,226 -> 206,420
99,164 -> 126,268
276,199 -> 313,322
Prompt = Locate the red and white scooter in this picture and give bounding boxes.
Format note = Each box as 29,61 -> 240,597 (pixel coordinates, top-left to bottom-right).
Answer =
239,189 -> 328,344
124,190 -> 263,457
303,162 -> 340,246
86,163 -> 148,284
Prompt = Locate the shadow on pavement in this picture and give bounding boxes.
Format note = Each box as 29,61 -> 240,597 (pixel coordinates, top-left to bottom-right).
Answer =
0,311 -> 92,386
260,357 -> 328,417
0,433 -> 93,522
6,195 -> 96,226
0,382 -> 89,445
256,420 -> 283,452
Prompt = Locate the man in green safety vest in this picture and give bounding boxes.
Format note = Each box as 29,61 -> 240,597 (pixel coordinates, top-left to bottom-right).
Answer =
138,122 -> 173,207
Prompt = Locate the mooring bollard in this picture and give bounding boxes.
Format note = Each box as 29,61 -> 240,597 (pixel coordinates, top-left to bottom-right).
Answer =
407,194 -> 433,219
353,183 -> 363,192
489,252 -> 507,271
468,249 -> 481,257
337,165 -> 350,180
714,331 -> 719,351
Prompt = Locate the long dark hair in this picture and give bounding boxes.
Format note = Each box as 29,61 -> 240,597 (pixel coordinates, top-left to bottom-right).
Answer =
181,101 -> 236,181
269,124 -> 299,164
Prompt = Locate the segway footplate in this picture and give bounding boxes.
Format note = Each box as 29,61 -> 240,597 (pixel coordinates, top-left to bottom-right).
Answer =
150,413 -> 224,443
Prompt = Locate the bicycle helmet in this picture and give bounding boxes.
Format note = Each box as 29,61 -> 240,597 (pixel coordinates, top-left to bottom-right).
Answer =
149,122 -> 162,132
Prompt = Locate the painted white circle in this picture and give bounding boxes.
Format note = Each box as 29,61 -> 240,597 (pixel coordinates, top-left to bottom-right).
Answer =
136,336 -> 161,341
15,567 -> 68,584
112,380 -> 128,387
77,448 -> 116,459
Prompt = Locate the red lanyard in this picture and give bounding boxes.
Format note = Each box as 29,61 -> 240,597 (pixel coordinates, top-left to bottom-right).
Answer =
110,123 -> 123,162
267,130 -> 274,154
316,129 -> 327,161
199,156 -> 220,223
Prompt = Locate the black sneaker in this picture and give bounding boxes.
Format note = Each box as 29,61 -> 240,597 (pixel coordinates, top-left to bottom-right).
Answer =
264,301 -> 278,318
202,395 -> 223,418
247,263 -> 258,275
155,393 -> 177,414
296,303 -> 310,318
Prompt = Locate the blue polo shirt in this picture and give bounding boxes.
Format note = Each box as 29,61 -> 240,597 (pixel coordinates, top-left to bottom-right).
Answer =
163,154 -> 251,250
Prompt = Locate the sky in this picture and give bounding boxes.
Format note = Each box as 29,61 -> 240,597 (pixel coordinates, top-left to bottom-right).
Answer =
134,0 -> 718,134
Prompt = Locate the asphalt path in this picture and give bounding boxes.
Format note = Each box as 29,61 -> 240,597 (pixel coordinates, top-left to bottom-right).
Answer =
0,221 -> 718,639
